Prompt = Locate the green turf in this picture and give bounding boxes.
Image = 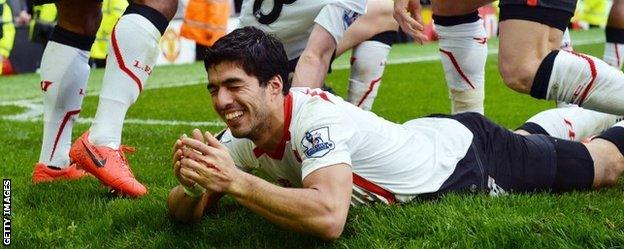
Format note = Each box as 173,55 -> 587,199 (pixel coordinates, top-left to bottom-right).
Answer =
3,29 -> 624,248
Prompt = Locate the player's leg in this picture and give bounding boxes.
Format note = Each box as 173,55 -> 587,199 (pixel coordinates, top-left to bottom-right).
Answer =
429,0 -> 493,16
33,0 -> 102,183
603,0 -> 624,69
510,123 -> 624,192
69,0 -> 177,197
89,0 -> 175,147
586,122 -> 624,188
432,0 -> 488,114
498,2 -> 624,115
515,107 -> 622,141
337,0 -> 398,111
291,4 -> 362,88
448,112 -> 597,194
335,0 -> 398,56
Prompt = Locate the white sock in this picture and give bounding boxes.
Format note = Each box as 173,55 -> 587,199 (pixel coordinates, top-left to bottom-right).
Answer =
604,26 -> 624,69
435,19 -> 487,114
347,40 -> 391,111
539,50 -> 624,115
38,41 -> 90,167
525,106 -> 621,141
89,13 -> 162,148
603,42 -> 624,69
560,28 -> 573,51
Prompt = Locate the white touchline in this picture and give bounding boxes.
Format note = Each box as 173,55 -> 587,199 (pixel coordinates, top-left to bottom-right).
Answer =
0,100 -> 225,127
0,37 -> 604,126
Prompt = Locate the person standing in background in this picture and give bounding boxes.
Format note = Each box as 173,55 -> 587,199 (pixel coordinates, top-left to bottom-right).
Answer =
0,0 -> 15,75
180,0 -> 229,60
90,0 -> 128,67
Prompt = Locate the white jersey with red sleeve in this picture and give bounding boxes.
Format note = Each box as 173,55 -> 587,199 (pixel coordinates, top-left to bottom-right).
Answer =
219,89 -> 473,205
237,0 -> 366,60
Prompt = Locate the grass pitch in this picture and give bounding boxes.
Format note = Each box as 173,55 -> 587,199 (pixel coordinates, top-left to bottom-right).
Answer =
2,29 -> 624,248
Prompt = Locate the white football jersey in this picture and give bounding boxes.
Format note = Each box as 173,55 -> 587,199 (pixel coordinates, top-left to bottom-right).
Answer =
238,0 -> 367,60
219,89 -> 473,205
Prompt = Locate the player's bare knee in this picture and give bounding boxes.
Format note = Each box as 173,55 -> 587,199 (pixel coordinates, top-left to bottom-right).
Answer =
606,161 -> 623,186
498,60 -> 534,93
597,159 -> 622,187
587,138 -> 624,187
133,0 -> 178,21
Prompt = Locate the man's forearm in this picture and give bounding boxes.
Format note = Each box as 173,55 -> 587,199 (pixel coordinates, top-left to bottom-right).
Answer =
167,185 -> 222,224
226,172 -> 349,240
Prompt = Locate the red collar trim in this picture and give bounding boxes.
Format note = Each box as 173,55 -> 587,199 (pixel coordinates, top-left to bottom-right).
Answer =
253,93 -> 293,160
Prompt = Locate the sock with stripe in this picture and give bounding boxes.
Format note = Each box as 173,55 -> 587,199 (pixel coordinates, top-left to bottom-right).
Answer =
39,26 -> 94,167
434,12 -> 487,114
521,106 -> 621,141
89,4 -> 168,148
604,26 -> 624,69
347,31 -> 394,111
530,50 -> 624,115
559,28 -> 573,51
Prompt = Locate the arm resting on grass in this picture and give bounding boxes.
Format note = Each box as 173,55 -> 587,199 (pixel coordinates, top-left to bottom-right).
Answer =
167,186 -> 224,224
227,164 -> 353,240
177,135 -> 353,239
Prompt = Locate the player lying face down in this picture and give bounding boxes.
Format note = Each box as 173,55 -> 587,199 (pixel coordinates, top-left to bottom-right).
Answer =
167,27 -> 624,240
168,27 -> 352,240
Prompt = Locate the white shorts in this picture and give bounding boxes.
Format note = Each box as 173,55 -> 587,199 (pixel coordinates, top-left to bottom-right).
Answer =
238,0 -> 363,60
314,4 -> 361,47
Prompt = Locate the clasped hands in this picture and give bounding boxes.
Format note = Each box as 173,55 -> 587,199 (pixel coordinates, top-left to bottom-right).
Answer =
172,129 -> 239,194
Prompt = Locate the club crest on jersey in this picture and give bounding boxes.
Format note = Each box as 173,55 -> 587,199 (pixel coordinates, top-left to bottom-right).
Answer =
301,126 -> 334,158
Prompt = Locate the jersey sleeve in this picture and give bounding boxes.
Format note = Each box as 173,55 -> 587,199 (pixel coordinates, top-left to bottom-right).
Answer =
218,129 -> 256,173
292,98 -> 353,180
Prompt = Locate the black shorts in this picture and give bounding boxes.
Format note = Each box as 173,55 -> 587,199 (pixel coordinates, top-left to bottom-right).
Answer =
499,0 -> 576,31
425,112 -> 593,197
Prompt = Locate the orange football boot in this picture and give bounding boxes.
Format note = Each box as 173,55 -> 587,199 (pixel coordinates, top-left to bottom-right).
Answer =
69,131 -> 147,197
32,163 -> 88,183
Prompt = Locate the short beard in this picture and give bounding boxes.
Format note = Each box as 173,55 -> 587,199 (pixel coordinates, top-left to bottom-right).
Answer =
247,107 -> 272,142
240,92 -> 272,142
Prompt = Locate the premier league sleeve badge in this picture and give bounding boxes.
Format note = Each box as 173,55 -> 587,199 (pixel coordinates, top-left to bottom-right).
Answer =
301,126 -> 335,158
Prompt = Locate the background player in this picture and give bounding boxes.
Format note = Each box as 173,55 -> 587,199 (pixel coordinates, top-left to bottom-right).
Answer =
32,0 -> 177,198
394,0 -> 490,114
239,0 -> 399,111
395,0 -> 624,116
167,27 -> 624,240
603,0 -> 624,69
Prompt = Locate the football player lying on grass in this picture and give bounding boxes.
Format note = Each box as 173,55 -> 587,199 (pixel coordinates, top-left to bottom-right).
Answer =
167,27 -> 624,240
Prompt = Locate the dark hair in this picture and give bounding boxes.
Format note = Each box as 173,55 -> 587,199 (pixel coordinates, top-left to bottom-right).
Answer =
204,27 -> 291,95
